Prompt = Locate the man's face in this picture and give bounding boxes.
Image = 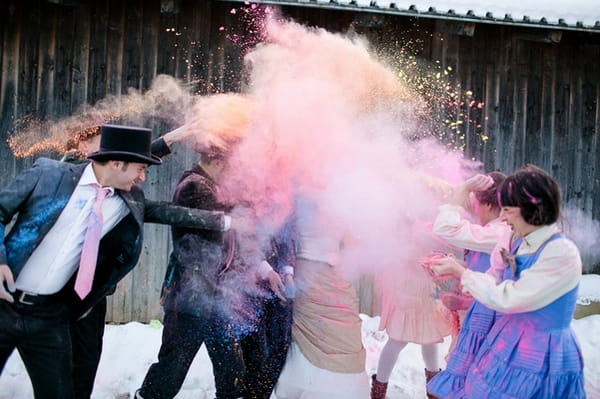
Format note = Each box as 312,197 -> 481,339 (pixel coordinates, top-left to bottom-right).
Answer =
109,161 -> 148,191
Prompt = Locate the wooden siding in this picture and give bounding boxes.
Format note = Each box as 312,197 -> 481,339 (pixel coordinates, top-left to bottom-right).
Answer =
1,0 -> 599,322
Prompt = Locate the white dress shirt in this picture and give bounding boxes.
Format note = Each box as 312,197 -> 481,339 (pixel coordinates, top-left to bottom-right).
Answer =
461,224 -> 582,313
15,163 -> 130,294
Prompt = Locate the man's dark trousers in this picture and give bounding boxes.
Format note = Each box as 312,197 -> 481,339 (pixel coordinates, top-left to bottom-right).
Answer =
0,298 -> 74,399
70,297 -> 107,399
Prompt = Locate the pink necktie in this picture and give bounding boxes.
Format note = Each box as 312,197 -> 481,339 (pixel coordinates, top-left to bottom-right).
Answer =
75,183 -> 110,299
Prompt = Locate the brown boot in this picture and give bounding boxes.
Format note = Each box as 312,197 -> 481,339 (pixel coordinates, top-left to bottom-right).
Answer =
370,374 -> 388,399
424,369 -> 441,399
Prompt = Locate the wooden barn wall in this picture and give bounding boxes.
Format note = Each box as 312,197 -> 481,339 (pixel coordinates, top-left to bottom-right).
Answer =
0,1 -> 599,322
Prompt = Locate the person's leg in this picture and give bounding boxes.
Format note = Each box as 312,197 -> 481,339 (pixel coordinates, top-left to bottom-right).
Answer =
421,343 -> 440,372
240,326 -> 267,399
70,297 -> 107,399
0,301 -> 19,374
422,343 -> 442,399
263,297 -> 293,385
17,303 -> 75,399
371,338 -> 407,399
204,316 -> 245,399
137,311 -> 204,399
376,338 -> 407,382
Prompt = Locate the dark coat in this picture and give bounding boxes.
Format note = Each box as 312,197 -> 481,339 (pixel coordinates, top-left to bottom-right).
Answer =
0,157 -> 226,318
161,163 -> 235,317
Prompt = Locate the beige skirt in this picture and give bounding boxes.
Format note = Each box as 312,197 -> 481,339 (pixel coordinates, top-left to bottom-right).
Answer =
292,258 -> 366,373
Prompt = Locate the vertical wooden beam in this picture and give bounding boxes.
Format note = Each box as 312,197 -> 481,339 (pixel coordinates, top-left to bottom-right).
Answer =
70,3 -> 91,110
140,0 -> 159,91
54,3 -> 75,118
122,0 -> 144,91
539,42 -> 556,172
514,37 -> 529,168
523,41 -> 543,167
0,2 -> 22,183
552,36 -> 570,187
35,2 -> 57,118
88,0 -> 109,102
105,0 -> 124,96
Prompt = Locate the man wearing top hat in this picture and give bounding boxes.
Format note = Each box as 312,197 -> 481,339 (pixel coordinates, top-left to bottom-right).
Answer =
61,123 -> 193,399
0,124 -> 232,399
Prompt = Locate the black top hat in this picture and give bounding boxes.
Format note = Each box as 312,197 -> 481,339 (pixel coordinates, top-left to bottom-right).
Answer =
87,124 -> 162,165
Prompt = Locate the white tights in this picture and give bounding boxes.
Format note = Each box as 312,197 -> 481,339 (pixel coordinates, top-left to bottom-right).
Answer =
375,338 -> 440,383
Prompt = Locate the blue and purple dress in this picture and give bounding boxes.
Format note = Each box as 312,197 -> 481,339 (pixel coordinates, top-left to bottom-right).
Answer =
427,250 -> 503,398
463,233 -> 585,398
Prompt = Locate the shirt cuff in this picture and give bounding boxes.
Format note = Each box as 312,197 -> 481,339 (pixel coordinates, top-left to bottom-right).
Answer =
281,265 -> 294,276
223,215 -> 231,231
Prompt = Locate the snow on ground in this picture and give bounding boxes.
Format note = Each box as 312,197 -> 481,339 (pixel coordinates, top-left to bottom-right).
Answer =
1,310 -> 599,398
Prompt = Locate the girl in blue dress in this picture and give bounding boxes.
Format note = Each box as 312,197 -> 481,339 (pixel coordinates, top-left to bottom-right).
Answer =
427,172 -> 508,399
429,164 -> 586,399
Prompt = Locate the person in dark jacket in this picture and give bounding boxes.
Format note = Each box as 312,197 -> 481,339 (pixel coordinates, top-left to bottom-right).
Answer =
0,124 -> 230,399
136,93 -> 295,399
137,149 -> 295,399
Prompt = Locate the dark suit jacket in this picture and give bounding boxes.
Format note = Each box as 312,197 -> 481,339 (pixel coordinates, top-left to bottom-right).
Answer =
161,163 -> 234,317
0,157 -> 226,318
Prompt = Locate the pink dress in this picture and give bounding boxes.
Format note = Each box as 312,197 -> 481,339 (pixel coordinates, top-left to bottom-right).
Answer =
377,263 -> 453,343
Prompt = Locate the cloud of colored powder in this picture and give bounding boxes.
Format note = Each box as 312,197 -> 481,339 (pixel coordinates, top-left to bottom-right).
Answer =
8,75 -> 192,158
218,13 -> 481,280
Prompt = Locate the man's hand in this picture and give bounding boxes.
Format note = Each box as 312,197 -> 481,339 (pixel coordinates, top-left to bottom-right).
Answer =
0,264 -> 15,303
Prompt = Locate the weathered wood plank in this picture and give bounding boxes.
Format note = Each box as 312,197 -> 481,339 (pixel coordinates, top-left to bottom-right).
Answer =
140,0 -> 159,90
105,0 -> 124,96
35,3 -> 57,119
497,30 -> 517,173
540,43 -> 557,171
122,0 -> 144,91
568,40 -> 585,209
594,82 -> 600,220
88,0 -> 110,102
70,3 -> 92,110
523,41 -> 543,168
53,3 -> 74,118
552,37 -> 571,187
0,2 -> 22,184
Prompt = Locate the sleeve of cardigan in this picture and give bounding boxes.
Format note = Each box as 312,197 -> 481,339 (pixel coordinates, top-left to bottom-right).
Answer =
433,204 -> 506,254
460,238 -> 582,313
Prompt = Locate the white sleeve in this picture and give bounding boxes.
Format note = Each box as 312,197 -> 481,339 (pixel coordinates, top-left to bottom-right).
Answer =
460,239 -> 582,313
433,204 -> 506,254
